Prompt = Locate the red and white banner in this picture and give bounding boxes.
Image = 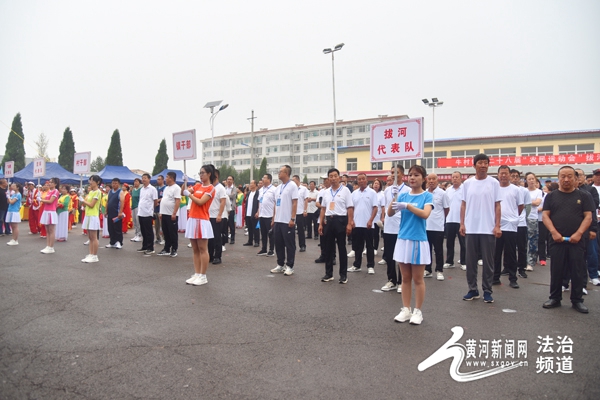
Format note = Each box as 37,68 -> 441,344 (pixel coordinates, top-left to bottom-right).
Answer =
33,158 -> 46,178
73,152 -> 92,174
172,129 -> 197,161
370,118 -> 424,162
4,161 -> 14,178
437,153 -> 600,168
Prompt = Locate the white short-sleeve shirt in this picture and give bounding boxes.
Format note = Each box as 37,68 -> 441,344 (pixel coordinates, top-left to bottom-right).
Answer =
274,180 -> 299,223
258,184 -> 277,218
159,184 -> 182,216
209,183 -> 227,219
498,184 -> 523,232
351,186 -> 378,228
383,183 -> 410,235
296,185 -> 309,215
463,176 -> 501,235
426,187 -> 448,232
528,188 -> 543,220
444,185 -> 463,224
517,186 -> 530,228
322,185 -> 354,216
306,189 -> 318,213
138,185 -> 158,217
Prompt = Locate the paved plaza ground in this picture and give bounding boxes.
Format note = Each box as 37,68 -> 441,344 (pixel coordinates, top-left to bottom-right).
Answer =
1,224 -> 599,399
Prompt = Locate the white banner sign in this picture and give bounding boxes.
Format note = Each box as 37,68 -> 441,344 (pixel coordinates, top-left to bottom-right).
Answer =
33,158 -> 46,178
370,118 -> 424,162
73,152 -> 92,174
172,129 -> 197,161
4,161 -> 14,178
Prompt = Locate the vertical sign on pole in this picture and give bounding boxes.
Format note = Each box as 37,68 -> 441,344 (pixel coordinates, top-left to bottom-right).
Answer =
33,158 -> 46,178
74,152 -> 92,189
4,161 -> 14,179
172,129 -> 197,181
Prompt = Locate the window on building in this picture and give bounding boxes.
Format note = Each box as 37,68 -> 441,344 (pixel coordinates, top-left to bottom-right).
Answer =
423,151 -> 447,169
558,143 -> 594,154
293,156 -> 300,163
319,154 -> 332,161
320,141 -> 332,149
451,149 -> 479,158
483,148 -> 517,157
371,162 -> 383,170
337,140 -> 343,147
346,158 -> 358,171
520,146 -> 554,156
280,145 -> 290,152
347,127 -> 354,134
321,129 -> 332,136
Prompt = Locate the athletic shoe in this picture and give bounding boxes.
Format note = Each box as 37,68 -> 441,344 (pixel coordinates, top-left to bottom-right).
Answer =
41,247 -> 55,254
583,288 -> 588,295
115,242 -> 122,249
212,258 -> 221,265
283,266 -> 294,276
591,278 -> 600,286
192,275 -> 208,286
373,250 -> 378,256
159,240 -> 165,245
526,265 -> 534,271
105,244 -> 114,248
81,255 -> 92,262
321,275 -> 334,282
394,307 -> 412,323
562,286 -> 569,292
436,272 -> 444,281
299,246 -> 306,252
339,276 -> 348,284
222,246 -> 226,252
267,251 -> 275,257
130,235 -> 139,242
509,281 -> 520,289
380,247 -> 384,251
347,250 -> 355,258
409,308 -> 423,325
381,281 -> 397,291
367,268 -> 375,275
424,271 -> 432,278
84,240 -> 90,245
132,236 -> 141,242
136,248 -> 146,252
397,285 -> 402,293
460,264 -> 467,271
443,263 -> 455,269
518,271 -> 528,278
271,265 -> 285,273
483,292 -> 494,303
7,240 -> 18,246
187,243 -> 192,248
378,259 -> 386,265
314,256 -> 326,263
186,274 -> 198,284
463,290 -> 480,301
170,251 -> 178,258
144,250 -> 155,256
477,259 -> 483,266
362,249 -> 366,255
257,250 -> 268,256
157,250 -> 169,256
347,266 -> 361,272
540,260 -> 546,266
87,255 -> 99,263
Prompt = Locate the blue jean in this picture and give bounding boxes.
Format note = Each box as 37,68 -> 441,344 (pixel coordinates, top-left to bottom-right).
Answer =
586,236 -> 599,280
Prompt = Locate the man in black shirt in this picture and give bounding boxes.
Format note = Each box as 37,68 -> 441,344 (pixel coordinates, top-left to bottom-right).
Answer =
542,166 -> 594,313
0,179 -> 11,236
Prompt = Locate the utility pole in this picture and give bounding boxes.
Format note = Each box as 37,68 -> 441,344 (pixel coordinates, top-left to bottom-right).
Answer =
248,110 -> 257,182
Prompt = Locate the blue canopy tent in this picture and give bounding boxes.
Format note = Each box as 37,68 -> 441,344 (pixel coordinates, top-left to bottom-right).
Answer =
97,165 -> 142,185
12,162 -> 82,185
151,169 -> 196,185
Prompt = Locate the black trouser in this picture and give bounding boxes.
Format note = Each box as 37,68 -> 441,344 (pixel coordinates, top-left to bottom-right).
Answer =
517,226 -> 527,273
107,214 -> 123,246
323,216 -> 348,278
493,231 -> 517,282
549,241 -> 586,304
538,221 -> 548,261
139,216 -> 154,251
352,227 -> 374,268
274,222 -> 296,268
208,217 -> 222,261
445,222 -> 465,264
221,218 -> 229,245
244,215 -> 259,244
373,224 -> 381,251
426,230 -> 445,273
161,214 -> 178,252
309,210 -> 319,238
466,234 -> 496,294
296,214 -> 306,248
228,210 -> 236,241
383,233 -> 401,284
259,217 -> 274,252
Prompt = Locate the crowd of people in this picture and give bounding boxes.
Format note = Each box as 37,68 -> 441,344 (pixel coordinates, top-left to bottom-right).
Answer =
2,155 -> 599,323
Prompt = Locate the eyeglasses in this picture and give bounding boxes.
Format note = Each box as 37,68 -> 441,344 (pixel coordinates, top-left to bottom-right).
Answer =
199,171 -> 207,175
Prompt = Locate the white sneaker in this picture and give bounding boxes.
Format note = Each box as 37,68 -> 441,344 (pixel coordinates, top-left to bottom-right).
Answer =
583,288 -> 588,295
437,272 -> 444,281
159,240 -> 165,245
526,265 -> 534,271
592,278 -> 600,286
381,281 -> 397,291
222,245 -> 226,252
187,243 -> 192,248
443,263 -> 455,269
373,250 -> 378,256
87,255 -> 99,263
367,268 -> 375,275
347,250 -> 355,258
271,265 -> 285,273
134,236 -> 141,242
347,266 -> 361,272
244,232 -> 249,236
362,249 -> 367,255
84,240 -> 90,245
115,242 -> 122,249
192,275 -> 208,286
41,247 -> 55,254
283,266 -> 294,276
81,254 -> 92,263
7,239 -> 18,246
186,274 -> 198,284
562,286 -> 569,292
478,259 -> 483,266
397,285 -> 402,293
409,308 -> 423,325
378,259 -> 386,265
424,271 -> 432,278
130,236 -> 137,242
105,244 -> 113,248
380,247 -> 384,251
40,246 -> 49,253
460,264 -> 467,271
394,307 -> 412,323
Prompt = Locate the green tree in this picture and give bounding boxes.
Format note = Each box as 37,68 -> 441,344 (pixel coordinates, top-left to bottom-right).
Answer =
152,139 -> 169,175
258,157 -> 267,179
303,174 -> 308,184
105,129 -> 123,166
90,156 -> 105,172
218,164 -> 237,183
58,127 -> 76,172
238,168 -> 250,185
2,113 -> 26,171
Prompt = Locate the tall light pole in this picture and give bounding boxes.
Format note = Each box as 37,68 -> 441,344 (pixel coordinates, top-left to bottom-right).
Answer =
422,98 -> 443,173
323,43 -> 344,169
204,100 -> 229,165
248,110 -> 257,182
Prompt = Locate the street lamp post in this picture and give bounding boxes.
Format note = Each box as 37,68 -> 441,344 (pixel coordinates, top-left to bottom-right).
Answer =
248,110 -> 257,182
323,43 -> 344,169
422,98 -> 443,173
204,100 -> 229,166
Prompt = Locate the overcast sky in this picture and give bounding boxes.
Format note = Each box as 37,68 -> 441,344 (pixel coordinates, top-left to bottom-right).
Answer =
1,0 -> 599,175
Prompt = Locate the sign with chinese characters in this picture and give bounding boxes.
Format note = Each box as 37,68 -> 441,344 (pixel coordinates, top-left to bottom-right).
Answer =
370,118 -> 424,162
33,158 -> 46,178
4,161 -> 14,178
73,152 -> 92,174
172,129 -> 196,161
437,153 -> 600,168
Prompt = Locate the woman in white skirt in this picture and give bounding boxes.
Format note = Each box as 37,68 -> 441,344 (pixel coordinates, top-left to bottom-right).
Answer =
388,165 -> 433,325
178,195 -> 187,233
39,177 -> 60,254
56,184 -> 72,242
6,183 -> 23,246
184,165 -> 215,286
80,175 -> 103,263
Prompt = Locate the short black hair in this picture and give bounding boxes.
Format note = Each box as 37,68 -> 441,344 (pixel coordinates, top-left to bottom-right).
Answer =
134,178 -> 142,184
142,173 -> 151,180
328,168 -> 340,177
112,178 -> 121,184
497,165 -> 510,173
473,153 -> 490,165
509,169 -> 521,176
264,173 -> 272,183
166,171 -> 176,181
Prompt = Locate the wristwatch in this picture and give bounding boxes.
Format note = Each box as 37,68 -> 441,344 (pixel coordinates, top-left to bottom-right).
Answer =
291,218 -> 295,222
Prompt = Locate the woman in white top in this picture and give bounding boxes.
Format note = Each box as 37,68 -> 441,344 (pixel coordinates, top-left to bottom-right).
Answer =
525,172 -> 543,271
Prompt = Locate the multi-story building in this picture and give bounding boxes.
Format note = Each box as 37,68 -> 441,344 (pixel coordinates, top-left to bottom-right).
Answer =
200,115 -> 409,182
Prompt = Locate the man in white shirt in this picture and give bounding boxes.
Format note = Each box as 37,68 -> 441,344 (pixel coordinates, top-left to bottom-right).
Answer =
314,178 -> 331,263
137,173 -> 158,255
425,174 -> 449,280
460,154 -> 502,303
511,169 -> 531,279
348,173 -> 378,274
525,172 -> 544,271
243,180 -> 260,247
225,175 -> 237,244
208,169 -> 227,264
443,172 -> 466,270
493,166 -> 524,288
292,175 -> 309,252
270,165 -> 298,276
319,168 -> 354,284
257,174 -> 276,256
157,172 -> 181,257
306,181 -> 319,239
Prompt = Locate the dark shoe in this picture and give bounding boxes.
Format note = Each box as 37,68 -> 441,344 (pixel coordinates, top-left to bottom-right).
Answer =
509,281 -> 519,289
267,251 -> 275,257
572,303 -> 589,313
339,276 -> 348,284
212,258 -> 222,265
321,275 -> 334,282
543,299 -> 561,309
500,270 -> 509,276
299,246 -> 306,252
463,290 -> 480,301
243,242 -> 253,246
137,248 -> 147,253
315,257 -> 325,263
492,279 -> 501,285
257,250 -> 267,256
314,236 -> 319,240
170,251 -> 178,258
253,243 -> 260,247
306,236 -> 312,239
229,240 -> 235,245
157,250 -> 169,256
518,271 -> 528,279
